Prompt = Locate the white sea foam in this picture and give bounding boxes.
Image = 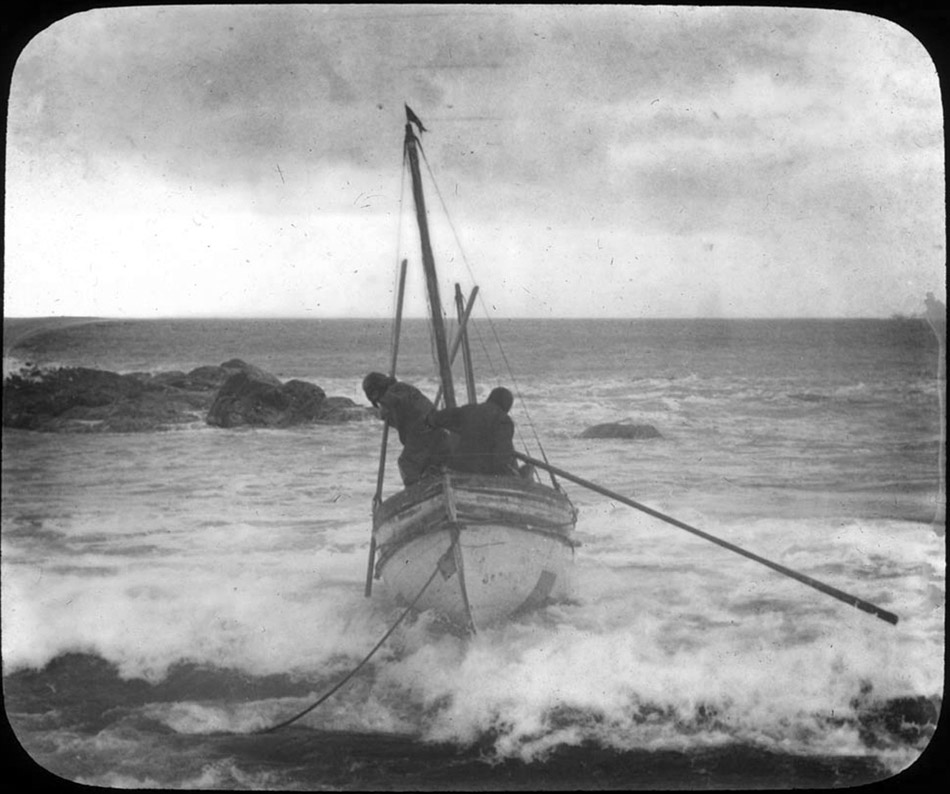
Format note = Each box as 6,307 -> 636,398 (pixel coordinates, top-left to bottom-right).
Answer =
3,424 -> 939,765
2,318 -> 942,777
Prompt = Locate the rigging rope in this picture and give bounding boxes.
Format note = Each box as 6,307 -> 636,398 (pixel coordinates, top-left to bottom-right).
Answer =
389,158 -> 408,368
255,562 -> 443,734
417,143 -> 562,490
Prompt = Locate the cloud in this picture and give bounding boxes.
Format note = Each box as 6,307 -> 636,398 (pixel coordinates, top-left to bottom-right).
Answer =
5,5 -> 944,318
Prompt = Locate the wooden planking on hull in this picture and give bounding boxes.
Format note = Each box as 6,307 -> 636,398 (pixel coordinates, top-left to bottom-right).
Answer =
374,472 -> 576,545
378,523 -> 576,627
374,472 -> 578,628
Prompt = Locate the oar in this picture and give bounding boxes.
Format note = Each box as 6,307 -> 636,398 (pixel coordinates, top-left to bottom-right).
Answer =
366,259 -> 409,597
514,452 -> 899,626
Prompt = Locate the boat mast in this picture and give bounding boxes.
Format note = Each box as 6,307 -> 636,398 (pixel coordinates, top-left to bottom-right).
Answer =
455,284 -> 477,404
404,105 -> 456,408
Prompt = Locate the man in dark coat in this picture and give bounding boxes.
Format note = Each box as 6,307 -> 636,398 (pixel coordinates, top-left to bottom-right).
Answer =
427,386 -> 518,476
362,372 -> 451,486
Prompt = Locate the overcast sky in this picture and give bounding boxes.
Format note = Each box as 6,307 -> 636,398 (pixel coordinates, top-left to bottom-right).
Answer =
4,4 -> 945,318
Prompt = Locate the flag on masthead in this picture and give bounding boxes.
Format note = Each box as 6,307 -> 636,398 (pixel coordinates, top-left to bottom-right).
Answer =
405,104 -> 427,134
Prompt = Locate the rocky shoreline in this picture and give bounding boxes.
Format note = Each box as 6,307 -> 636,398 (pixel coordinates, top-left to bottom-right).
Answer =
3,358 -> 662,440
2,358 -> 373,433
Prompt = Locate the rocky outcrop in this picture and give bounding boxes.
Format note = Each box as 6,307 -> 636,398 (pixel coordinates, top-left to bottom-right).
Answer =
145,365 -> 232,392
2,366 -> 215,432
579,421 -> 662,440
2,359 -> 372,433
206,370 -> 327,428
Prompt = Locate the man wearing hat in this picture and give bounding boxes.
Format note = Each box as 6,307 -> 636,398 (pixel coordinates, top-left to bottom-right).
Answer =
426,386 -> 519,476
362,372 -> 452,486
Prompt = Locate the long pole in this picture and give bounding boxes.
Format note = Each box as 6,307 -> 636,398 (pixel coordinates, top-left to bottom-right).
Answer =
514,452 -> 899,626
365,258 -> 409,597
404,109 -> 456,408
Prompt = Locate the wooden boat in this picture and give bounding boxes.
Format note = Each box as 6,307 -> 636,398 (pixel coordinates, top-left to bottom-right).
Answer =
357,109 -> 902,638
366,107 -> 578,631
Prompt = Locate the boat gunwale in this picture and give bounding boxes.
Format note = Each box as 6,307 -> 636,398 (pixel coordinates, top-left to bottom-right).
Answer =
374,471 -> 576,523
372,471 -> 578,575
374,517 -> 578,577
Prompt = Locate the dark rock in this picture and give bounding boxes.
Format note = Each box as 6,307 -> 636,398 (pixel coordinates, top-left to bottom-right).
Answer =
207,371 -> 307,428
282,379 -> 327,408
136,370 -> 188,387
204,367 -> 375,428
185,366 -> 230,390
221,358 -> 249,371
579,422 -> 662,440
220,359 -> 281,386
125,366 -> 230,392
2,360 -> 372,432
2,367 -> 127,423
147,366 -> 233,391
318,396 -> 372,423
2,366 -> 210,432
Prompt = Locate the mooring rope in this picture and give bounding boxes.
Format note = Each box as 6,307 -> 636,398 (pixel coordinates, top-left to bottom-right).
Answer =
255,563 -> 442,734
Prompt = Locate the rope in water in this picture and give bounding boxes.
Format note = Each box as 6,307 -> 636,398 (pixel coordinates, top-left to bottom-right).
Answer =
255,562 -> 443,734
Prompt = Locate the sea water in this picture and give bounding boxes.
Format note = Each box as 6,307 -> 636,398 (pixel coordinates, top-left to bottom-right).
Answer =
2,317 -> 944,789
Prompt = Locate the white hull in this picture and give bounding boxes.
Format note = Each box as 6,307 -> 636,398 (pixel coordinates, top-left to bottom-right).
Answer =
372,472 -> 577,629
